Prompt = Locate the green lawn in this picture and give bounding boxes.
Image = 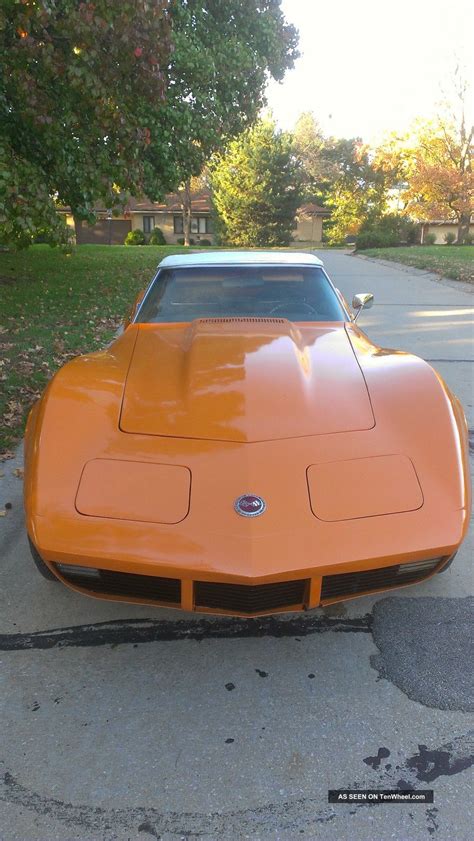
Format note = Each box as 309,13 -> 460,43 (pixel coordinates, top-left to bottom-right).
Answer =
360,246 -> 474,283
0,244 -> 207,456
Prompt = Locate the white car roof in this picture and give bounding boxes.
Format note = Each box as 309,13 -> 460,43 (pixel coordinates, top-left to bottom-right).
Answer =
158,250 -> 324,268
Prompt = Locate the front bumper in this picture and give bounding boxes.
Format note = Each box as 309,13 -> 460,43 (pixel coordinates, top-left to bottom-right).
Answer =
48,554 -> 448,616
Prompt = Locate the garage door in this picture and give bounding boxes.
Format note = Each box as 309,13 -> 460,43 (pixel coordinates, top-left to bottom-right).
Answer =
74,219 -> 132,245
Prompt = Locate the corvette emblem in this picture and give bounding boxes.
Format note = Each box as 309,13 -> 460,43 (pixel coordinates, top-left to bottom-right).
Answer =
234,494 -> 266,517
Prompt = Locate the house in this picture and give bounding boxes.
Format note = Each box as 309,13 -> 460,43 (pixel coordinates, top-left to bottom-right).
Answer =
292,203 -> 330,246
60,192 -> 329,246
419,218 -> 473,244
61,192 -> 214,246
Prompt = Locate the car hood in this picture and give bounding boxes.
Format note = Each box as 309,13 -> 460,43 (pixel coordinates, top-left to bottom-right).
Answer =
120,319 -> 375,442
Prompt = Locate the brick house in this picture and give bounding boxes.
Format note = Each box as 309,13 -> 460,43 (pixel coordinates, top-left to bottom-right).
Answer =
60,192 -> 329,246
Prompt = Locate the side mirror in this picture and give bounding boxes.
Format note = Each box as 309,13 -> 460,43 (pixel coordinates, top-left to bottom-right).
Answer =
352,292 -> 374,322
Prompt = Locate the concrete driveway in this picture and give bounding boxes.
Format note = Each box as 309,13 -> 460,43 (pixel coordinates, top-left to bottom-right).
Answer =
0,251 -> 472,841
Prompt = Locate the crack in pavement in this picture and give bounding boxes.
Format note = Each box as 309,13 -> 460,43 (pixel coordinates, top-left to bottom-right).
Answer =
0,613 -> 372,651
1,732 -> 472,839
1,596 -> 472,712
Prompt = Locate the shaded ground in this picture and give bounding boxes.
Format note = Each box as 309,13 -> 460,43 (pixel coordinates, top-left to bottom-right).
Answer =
0,244 -> 202,455
359,246 -> 474,283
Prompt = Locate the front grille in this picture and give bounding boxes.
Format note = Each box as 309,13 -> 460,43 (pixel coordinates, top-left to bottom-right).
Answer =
321,558 -> 442,601
195,579 -> 308,614
55,564 -> 181,604
198,317 -> 286,324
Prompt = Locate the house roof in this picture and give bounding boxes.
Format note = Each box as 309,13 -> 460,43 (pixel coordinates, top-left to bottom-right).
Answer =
159,251 -> 324,268
59,192 -> 331,218
57,191 -> 212,216
422,218 -> 473,226
298,203 -> 330,217
126,192 -> 212,214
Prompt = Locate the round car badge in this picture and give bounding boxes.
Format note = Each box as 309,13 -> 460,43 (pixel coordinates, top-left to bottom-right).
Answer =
234,494 -> 266,518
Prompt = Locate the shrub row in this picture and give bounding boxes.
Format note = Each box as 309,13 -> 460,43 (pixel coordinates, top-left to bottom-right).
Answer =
125,228 -> 213,246
356,216 -> 473,249
124,228 -> 165,246
356,214 -> 418,250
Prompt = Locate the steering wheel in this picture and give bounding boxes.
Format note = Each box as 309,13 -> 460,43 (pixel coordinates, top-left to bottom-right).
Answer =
269,301 -> 319,317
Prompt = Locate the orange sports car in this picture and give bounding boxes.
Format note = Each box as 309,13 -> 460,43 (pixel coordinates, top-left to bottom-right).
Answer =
24,251 -> 470,615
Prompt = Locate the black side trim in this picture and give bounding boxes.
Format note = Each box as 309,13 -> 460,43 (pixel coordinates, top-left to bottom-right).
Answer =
55,566 -> 181,604
321,559 -> 442,600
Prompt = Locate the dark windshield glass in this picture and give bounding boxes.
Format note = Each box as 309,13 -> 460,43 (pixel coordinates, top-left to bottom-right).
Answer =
136,265 -> 346,323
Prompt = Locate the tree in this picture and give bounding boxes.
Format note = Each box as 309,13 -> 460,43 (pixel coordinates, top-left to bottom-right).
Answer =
0,0 -> 171,247
377,76 -> 473,244
176,173 -> 208,246
292,112 -> 327,198
292,115 -> 397,243
321,139 -> 392,243
210,118 -> 303,247
142,0 -> 299,199
1,0 -> 298,248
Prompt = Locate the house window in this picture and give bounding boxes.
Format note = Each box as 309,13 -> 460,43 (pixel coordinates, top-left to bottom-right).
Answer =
143,215 -> 155,234
191,216 -> 211,234
173,215 -> 211,236
173,215 -> 184,234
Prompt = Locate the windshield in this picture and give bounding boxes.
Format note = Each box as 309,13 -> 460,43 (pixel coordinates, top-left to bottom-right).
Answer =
136,265 -> 347,323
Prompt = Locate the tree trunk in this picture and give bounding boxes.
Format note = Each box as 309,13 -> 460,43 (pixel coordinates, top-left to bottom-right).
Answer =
182,180 -> 192,246
457,212 -> 471,245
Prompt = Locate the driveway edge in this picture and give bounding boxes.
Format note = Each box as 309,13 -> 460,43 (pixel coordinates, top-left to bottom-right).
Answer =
352,253 -> 474,294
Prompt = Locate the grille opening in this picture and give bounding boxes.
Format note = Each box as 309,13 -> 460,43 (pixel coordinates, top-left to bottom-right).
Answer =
195,579 -> 308,614
55,564 -> 181,604
321,558 -> 442,601
198,317 -> 286,324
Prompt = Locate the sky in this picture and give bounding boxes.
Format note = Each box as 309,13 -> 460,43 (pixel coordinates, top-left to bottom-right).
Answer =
266,0 -> 473,144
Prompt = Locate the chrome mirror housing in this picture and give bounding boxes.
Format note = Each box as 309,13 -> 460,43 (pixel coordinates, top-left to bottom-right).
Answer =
352,293 -> 374,321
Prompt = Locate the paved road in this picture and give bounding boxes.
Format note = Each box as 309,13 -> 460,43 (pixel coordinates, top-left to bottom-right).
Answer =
0,251 -> 472,841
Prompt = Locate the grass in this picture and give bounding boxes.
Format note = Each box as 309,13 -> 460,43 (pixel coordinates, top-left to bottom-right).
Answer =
359,245 -> 474,283
0,244 -> 208,456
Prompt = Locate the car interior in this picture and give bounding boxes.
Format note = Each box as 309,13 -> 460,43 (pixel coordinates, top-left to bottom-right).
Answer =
137,266 -> 347,323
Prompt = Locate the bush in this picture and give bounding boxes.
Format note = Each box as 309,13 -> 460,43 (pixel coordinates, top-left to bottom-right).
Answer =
124,229 -> 146,246
176,236 -> 195,245
464,233 -> 473,245
424,233 -> 436,245
199,239 -> 212,246
355,213 -> 417,250
148,227 -> 166,245
444,232 -> 456,245
405,223 -> 418,245
356,230 -> 399,249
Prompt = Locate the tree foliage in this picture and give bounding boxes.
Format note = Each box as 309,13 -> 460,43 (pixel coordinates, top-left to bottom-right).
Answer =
0,0 -> 171,247
292,113 -> 397,243
292,112 -> 327,197
319,139 -> 395,244
375,77 -> 473,244
211,118 -> 303,247
402,121 -> 472,243
1,0 -> 298,247
144,1 -> 298,195
355,213 -> 417,250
